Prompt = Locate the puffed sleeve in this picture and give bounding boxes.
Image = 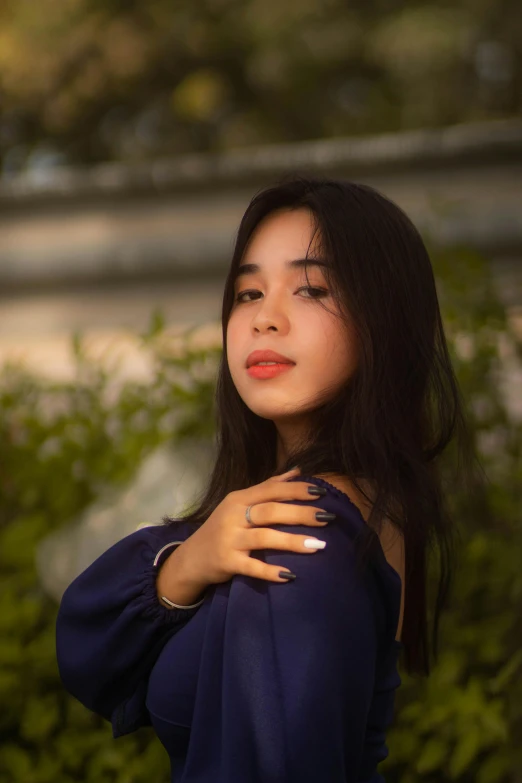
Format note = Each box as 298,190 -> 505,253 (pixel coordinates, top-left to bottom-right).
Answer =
55,520 -> 205,738
176,477 -> 402,783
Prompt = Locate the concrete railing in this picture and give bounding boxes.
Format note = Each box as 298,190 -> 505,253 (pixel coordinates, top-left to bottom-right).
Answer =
1,118 -> 521,295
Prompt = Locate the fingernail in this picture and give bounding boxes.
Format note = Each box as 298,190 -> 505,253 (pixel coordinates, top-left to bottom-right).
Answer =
304,538 -> 327,549
308,487 -> 326,496
279,570 -> 297,580
315,512 -> 336,521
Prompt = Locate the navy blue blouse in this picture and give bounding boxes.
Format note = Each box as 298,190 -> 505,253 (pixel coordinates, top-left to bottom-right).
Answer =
56,475 -> 403,782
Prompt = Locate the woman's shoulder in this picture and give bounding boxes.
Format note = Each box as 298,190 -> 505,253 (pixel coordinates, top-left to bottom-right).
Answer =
311,473 -> 374,521
313,472 -> 404,561
313,473 -> 405,642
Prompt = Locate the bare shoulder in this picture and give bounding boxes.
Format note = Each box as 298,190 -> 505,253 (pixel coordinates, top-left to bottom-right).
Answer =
315,473 -> 405,642
313,472 -> 375,524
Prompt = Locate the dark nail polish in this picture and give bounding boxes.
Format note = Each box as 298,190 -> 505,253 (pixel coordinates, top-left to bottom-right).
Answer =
308,487 -> 327,496
315,512 -> 336,521
279,570 -> 297,580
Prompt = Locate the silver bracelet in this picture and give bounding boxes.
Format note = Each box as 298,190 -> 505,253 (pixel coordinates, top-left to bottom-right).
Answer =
153,541 -> 207,610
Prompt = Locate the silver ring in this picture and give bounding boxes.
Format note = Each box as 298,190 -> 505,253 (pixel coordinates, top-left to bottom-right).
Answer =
245,504 -> 256,525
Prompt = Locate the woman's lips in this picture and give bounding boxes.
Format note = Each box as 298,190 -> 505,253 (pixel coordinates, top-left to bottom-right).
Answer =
246,362 -> 295,380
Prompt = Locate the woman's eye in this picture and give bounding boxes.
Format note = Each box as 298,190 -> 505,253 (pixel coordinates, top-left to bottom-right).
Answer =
299,286 -> 328,299
235,286 -> 328,303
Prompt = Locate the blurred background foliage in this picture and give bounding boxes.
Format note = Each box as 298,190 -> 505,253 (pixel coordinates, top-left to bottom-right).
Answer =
0,242 -> 521,782
0,0 -> 521,172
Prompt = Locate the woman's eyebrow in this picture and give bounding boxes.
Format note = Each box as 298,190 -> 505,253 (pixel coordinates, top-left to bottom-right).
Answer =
234,257 -> 329,282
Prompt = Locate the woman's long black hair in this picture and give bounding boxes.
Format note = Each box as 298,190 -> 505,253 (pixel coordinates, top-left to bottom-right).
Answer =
163,175 -> 483,677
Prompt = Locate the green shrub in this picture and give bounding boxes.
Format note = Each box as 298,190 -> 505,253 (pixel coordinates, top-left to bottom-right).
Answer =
0,314 -> 219,783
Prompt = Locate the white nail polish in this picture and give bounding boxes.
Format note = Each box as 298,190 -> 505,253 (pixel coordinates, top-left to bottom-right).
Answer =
304,538 -> 326,549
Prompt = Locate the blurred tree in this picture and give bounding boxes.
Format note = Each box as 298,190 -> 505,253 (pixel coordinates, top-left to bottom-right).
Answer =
0,0 -> 520,172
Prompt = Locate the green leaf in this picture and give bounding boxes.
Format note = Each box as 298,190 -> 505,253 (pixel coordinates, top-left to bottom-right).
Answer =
0,744 -> 33,778
476,751 -> 512,783
449,723 -> 482,777
489,648 -> 522,694
416,737 -> 448,773
140,308 -> 166,343
71,330 -> 85,363
20,695 -> 60,742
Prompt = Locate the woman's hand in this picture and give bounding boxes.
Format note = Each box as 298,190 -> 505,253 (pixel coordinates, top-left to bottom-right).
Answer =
171,467 -> 333,587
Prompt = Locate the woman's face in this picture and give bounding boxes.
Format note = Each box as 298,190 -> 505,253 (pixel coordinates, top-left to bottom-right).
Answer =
226,207 -> 359,455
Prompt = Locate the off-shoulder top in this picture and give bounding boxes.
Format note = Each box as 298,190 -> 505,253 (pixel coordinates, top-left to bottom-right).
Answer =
56,475 -> 403,783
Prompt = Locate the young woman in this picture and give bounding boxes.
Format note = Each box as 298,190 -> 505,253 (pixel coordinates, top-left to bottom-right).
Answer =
56,176 -> 479,782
